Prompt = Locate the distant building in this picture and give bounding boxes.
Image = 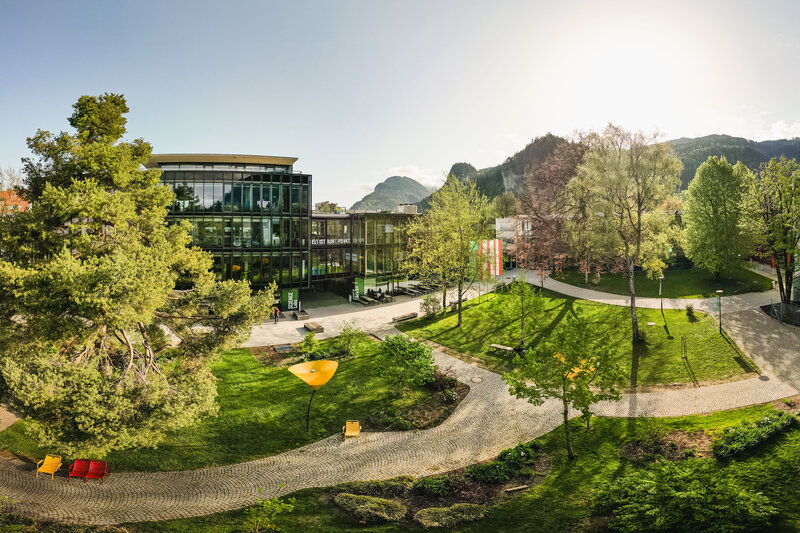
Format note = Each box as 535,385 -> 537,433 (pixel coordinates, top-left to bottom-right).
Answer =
0,190 -> 29,214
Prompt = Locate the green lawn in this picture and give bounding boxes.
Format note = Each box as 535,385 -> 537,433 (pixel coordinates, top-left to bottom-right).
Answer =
397,290 -> 758,386
557,268 -> 773,299
0,340 -> 442,472
124,403 -> 800,532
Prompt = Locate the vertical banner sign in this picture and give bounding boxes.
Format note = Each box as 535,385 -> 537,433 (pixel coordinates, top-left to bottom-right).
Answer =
281,289 -> 299,310
353,277 -> 365,300
477,239 -> 503,279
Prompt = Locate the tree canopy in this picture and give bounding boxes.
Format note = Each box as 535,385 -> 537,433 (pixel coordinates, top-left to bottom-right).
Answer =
0,93 -> 274,455
682,156 -> 756,279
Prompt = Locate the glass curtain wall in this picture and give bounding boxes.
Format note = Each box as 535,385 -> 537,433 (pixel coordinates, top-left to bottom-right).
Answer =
162,167 -> 311,289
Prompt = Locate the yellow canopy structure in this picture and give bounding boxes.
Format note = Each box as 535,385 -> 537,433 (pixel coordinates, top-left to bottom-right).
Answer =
288,360 -> 339,431
288,360 -> 339,390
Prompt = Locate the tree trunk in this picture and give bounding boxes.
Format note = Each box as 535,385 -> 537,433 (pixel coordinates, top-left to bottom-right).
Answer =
520,289 -> 525,347
714,271 -> 721,282
457,280 -> 463,327
562,395 -> 574,460
628,260 -> 639,343
442,287 -> 447,311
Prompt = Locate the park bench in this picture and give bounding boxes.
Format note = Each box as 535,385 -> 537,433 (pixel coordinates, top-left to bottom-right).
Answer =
490,343 -> 515,355
360,295 -> 378,306
402,287 -> 421,297
393,312 -> 418,323
85,460 -> 109,484
304,322 -> 324,333
293,309 -> 310,320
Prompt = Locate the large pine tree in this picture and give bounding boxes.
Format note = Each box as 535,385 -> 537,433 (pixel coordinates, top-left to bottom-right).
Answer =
0,94 -> 274,455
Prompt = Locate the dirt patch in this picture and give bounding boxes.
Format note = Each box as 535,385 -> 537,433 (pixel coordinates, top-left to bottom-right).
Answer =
772,393 -> 800,414
400,382 -> 470,430
621,430 -> 712,462
0,404 -> 20,432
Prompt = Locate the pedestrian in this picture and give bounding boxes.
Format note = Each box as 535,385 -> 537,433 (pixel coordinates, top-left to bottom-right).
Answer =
273,305 -> 280,324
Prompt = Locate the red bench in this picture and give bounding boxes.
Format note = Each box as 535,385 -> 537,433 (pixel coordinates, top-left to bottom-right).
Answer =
68,459 -> 91,483
85,460 -> 109,484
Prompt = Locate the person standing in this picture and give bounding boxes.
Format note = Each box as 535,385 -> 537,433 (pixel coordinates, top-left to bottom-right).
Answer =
273,305 -> 280,324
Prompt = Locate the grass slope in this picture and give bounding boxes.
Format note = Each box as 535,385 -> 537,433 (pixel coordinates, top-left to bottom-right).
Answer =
397,290 -> 758,386
557,268 -> 772,299
126,404 -> 800,532
0,340 -> 442,472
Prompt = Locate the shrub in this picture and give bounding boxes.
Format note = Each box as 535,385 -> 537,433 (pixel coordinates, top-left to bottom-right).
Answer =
413,476 -> 451,498
712,411 -> 797,459
430,366 -> 458,392
332,477 -> 414,498
685,303 -> 694,317
465,461 -> 512,484
636,417 -> 668,451
332,493 -> 407,523
335,321 -> 366,356
414,503 -> 485,529
298,331 -> 319,361
420,294 -> 441,317
443,389 -> 459,403
244,496 -> 295,533
596,459 -> 776,532
497,442 -> 538,470
376,335 -> 437,390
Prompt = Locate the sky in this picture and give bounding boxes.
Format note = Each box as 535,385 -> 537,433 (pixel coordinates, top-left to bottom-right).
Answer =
2,0 -> 800,206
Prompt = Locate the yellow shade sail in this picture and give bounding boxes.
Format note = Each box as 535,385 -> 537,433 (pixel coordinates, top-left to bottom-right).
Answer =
288,360 -> 339,390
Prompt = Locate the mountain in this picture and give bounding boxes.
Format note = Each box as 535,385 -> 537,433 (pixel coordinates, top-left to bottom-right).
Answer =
667,134 -> 800,188
416,134 -> 564,210
350,176 -> 432,211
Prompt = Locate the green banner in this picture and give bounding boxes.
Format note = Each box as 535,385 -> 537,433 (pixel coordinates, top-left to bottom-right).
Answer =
281,289 -> 299,310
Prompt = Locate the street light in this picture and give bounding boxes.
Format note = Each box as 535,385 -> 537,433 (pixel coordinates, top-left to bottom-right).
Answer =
716,289 -> 723,334
658,276 -> 665,311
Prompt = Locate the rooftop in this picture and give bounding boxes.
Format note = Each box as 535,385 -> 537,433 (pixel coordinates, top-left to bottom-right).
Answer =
146,153 -> 298,169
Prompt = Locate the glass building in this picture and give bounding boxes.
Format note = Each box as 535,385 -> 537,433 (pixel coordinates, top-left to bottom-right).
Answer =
147,154 -> 311,290
148,154 -> 415,302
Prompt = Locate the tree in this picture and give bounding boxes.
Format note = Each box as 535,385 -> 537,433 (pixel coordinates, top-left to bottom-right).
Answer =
315,201 -> 342,213
568,125 -> 682,342
518,139 -> 588,277
506,274 -> 544,347
335,321 -> 366,356
0,166 -> 23,190
404,175 -> 493,326
503,310 -> 626,459
245,495 -> 296,533
682,157 -> 756,279
751,157 -> 800,304
596,459 -> 776,533
0,93 -> 274,456
491,191 -> 518,218
298,331 -> 320,360
376,335 -> 437,390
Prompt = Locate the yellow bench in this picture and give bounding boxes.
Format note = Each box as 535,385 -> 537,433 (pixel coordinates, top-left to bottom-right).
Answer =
343,420 -> 361,441
36,455 -> 62,479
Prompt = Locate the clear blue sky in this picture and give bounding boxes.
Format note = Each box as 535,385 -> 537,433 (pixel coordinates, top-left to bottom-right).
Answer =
3,0 -> 800,206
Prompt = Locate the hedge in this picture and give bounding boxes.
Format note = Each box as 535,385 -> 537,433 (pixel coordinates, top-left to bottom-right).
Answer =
414,503 -> 485,529
712,411 -> 797,459
413,476 -> 451,498
332,493 -> 407,523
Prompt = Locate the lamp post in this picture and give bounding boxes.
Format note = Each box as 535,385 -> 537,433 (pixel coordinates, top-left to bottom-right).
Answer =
658,275 -> 665,311
288,360 -> 339,431
716,289 -> 723,334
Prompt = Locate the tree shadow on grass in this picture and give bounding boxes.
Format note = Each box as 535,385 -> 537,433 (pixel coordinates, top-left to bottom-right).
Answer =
528,299 -> 573,348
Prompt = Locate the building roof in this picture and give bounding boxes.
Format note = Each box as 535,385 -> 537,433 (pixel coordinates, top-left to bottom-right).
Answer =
145,153 -> 298,169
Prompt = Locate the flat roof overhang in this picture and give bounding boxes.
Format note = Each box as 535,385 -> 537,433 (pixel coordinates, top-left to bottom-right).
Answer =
146,153 -> 298,169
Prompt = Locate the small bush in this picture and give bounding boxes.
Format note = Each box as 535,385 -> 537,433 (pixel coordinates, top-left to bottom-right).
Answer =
413,476 -> 451,498
414,503 -> 485,529
497,442 -> 538,470
332,477 -> 414,498
298,331 -> 319,361
420,295 -> 442,317
465,461 -> 512,484
636,417 -> 668,451
377,335 -> 438,390
244,496 -> 295,533
430,366 -> 458,392
685,303 -> 694,317
333,493 -> 407,523
712,411 -> 797,459
443,389 -> 459,403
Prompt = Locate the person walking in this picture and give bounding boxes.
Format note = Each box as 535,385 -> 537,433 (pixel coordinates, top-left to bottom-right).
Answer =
273,305 -> 280,324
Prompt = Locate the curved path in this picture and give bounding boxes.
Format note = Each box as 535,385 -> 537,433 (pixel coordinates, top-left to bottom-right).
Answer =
1,278 -> 798,525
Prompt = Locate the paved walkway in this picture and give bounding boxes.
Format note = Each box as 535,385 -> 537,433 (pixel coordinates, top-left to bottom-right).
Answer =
1,274 -> 798,525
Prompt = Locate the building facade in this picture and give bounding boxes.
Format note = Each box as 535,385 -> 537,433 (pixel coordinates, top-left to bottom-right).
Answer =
148,154 -> 413,303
